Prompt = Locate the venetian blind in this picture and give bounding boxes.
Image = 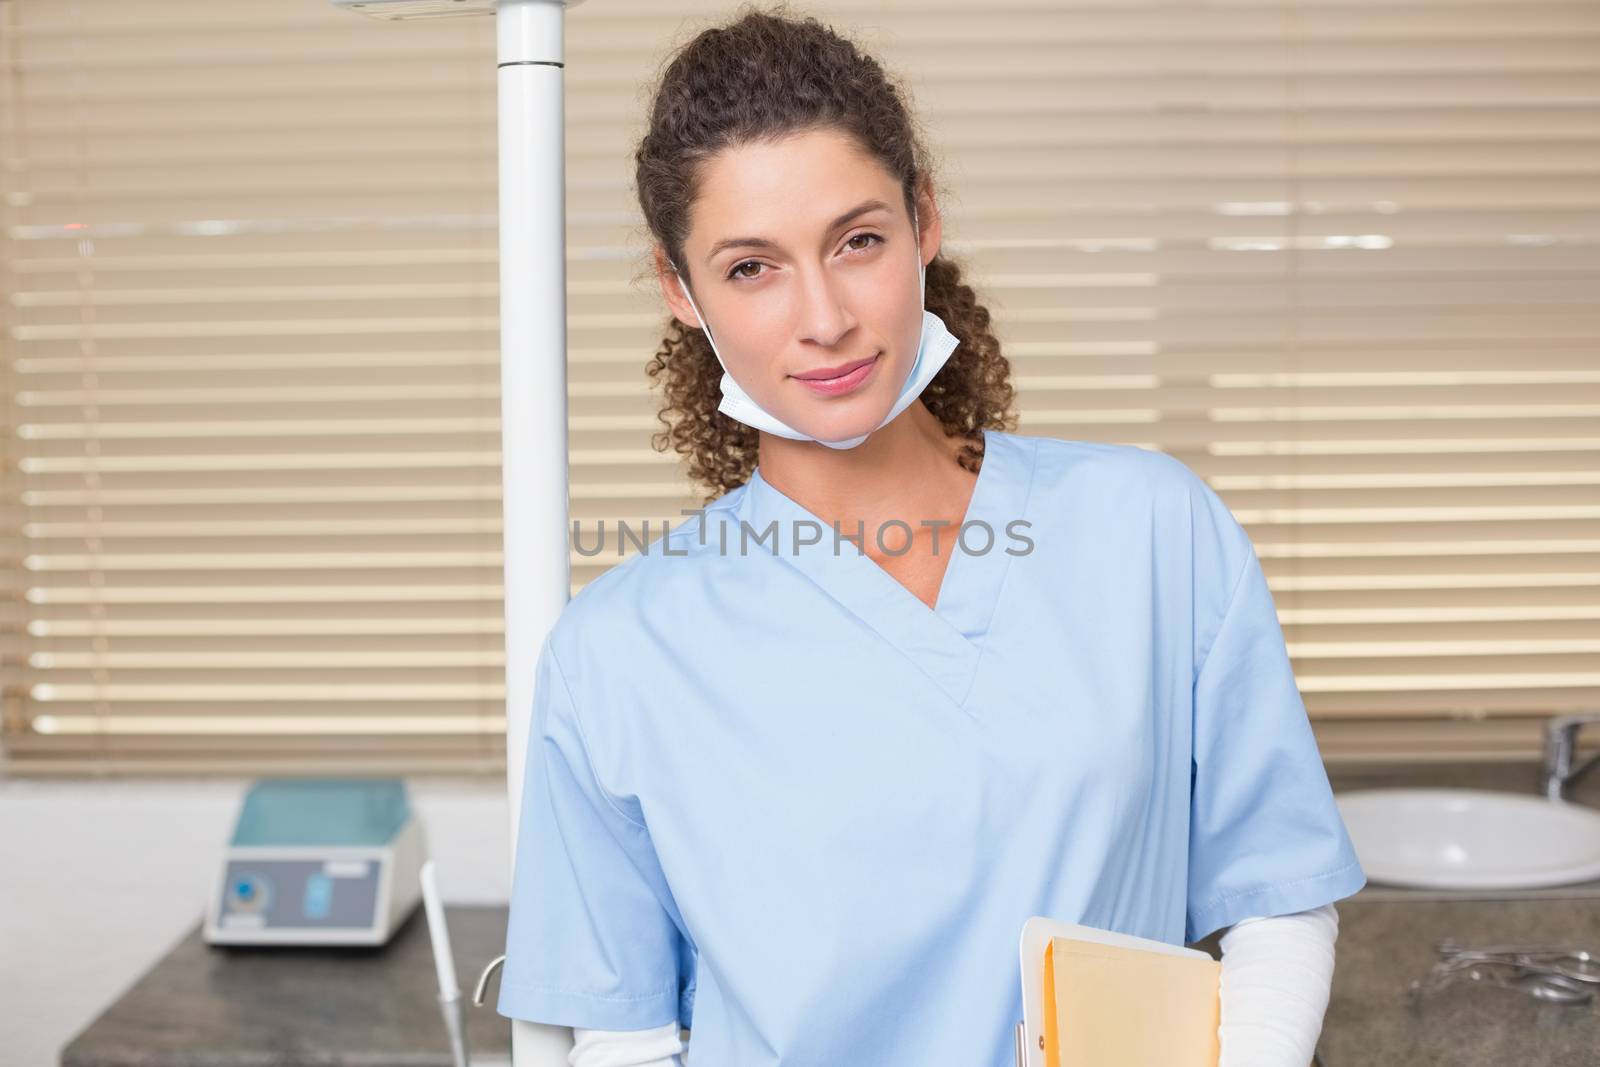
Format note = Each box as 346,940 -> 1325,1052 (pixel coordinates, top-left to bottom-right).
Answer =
1,0 -> 1596,774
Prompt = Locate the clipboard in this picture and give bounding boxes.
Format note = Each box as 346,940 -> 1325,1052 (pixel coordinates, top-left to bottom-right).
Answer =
1014,916 -> 1216,1067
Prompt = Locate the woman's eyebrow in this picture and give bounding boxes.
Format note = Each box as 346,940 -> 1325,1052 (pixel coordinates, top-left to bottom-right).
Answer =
703,198 -> 892,265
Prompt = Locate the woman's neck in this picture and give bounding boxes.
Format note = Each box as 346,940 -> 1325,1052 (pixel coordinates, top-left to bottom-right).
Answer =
752,401 -> 978,539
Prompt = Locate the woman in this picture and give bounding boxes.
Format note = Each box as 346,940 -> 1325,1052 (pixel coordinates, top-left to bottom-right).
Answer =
497,8 -> 1364,1067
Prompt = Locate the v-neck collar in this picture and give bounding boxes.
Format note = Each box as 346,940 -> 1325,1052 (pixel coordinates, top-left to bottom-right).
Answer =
738,428 -> 1037,709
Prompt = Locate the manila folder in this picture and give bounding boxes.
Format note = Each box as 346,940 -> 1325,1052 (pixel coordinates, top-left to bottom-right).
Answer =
1041,935 -> 1221,1067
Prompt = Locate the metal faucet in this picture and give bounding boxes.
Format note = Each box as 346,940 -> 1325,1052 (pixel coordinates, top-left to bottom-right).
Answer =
1541,711 -> 1600,800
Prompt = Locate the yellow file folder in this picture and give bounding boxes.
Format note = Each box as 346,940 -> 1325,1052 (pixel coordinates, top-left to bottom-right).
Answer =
1017,916 -> 1221,1067
1042,936 -> 1220,1067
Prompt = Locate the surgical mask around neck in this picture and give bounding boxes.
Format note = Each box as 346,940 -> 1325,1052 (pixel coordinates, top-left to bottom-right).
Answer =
670,206 -> 960,450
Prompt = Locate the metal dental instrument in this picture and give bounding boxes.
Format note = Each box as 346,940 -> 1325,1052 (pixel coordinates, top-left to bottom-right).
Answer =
1409,963 -> 1594,1004
1432,939 -> 1600,984
1408,940 -> 1598,1005
1436,942 -> 1598,980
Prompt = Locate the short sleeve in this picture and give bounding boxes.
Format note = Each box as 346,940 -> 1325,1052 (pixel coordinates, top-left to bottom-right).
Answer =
1184,489 -> 1366,944
496,635 -> 693,1031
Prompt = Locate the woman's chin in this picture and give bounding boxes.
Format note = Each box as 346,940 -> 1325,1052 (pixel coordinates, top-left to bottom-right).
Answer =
800,409 -> 891,446
752,400 -> 873,446
775,381 -> 897,445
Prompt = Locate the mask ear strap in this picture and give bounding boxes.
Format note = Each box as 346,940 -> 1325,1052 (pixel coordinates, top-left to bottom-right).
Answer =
669,261 -> 723,365
912,202 -> 926,306
669,261 -> 711,331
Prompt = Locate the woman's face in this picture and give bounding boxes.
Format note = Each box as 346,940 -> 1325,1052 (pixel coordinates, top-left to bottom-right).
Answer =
657,127 -> 941,445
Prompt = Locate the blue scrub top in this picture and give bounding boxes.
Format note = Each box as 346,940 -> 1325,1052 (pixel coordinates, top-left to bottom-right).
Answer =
497,428 -> 1365,1066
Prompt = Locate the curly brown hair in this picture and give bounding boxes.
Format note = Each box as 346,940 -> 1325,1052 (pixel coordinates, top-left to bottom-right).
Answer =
633,4 -> 1018,504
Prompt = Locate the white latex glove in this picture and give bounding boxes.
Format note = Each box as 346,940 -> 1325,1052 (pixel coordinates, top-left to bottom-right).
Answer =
1217,902 -> 1340,1067
568,1020 -> 685,1067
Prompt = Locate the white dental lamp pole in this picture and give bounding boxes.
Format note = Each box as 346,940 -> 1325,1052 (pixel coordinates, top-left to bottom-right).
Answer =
333,1 -> 581,1064
496,2 -> 579,1065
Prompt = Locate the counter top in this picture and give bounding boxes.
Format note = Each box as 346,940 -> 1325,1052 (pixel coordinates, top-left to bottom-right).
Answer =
1193,759 -> 1600,1067
59,905 -> 512,1067
60,761 -> 1600,1066
1317,892 -> 1598,1067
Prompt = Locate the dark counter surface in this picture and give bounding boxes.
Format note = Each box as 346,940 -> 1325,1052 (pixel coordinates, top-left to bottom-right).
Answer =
1187,759 -> 1600,1066
60,761 -> 1600,1066
1313,760 -> 1600,1067
59,904 -> 512,1067
1316,892 -> 1598,1067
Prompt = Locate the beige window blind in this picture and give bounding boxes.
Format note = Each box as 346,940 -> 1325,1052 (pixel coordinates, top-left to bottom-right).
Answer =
2,0 -> 1596,775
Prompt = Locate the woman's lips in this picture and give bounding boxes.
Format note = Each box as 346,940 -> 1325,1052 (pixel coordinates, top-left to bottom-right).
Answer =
791,353 -> 879,397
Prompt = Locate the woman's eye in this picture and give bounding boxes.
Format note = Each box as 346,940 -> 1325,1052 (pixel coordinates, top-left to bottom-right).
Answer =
726,231 -> 889,281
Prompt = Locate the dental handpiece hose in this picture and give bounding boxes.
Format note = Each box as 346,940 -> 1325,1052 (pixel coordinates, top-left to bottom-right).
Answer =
422,860 -> 471,1067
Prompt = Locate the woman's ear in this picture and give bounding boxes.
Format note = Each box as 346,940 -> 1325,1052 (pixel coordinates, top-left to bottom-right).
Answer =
654,247 -> 704,331
914,179 -> 943,269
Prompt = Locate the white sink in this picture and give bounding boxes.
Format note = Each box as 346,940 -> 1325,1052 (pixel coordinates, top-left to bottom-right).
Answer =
1334,788 -> 1600,890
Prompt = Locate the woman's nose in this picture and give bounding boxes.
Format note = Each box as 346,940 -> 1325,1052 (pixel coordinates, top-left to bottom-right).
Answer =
793,266 -> 856,348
